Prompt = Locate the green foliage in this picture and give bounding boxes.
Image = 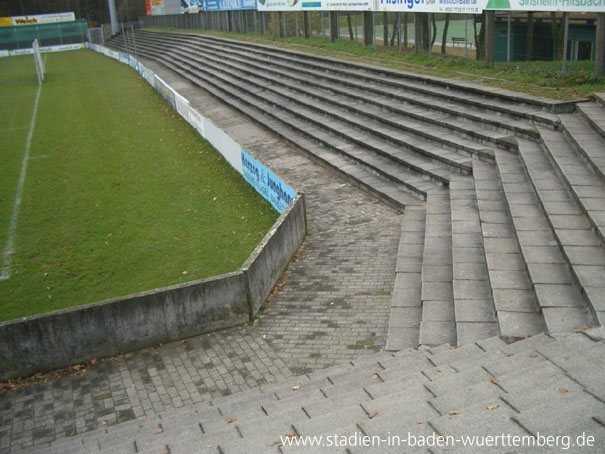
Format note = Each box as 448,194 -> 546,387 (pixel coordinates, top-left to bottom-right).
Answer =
0,50 -> 277,321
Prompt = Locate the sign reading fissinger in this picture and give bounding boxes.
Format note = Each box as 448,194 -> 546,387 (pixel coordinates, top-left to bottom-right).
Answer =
376,0 -> 482,13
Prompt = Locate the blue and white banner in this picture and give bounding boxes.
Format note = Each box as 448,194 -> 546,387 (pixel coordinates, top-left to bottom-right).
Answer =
241,149 -> 296,214
258,0 -> 371,11
205,0 -> 257,10
119,52 -> 130,65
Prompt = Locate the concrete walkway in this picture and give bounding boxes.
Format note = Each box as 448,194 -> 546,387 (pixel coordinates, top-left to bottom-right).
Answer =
0,57 -> 402,453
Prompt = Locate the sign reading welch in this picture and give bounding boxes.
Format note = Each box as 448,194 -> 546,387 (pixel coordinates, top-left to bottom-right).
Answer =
241,150 -> 296,214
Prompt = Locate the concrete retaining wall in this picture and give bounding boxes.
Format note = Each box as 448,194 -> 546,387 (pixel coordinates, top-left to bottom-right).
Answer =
0,194 -> 306,381
243,193 -> 307,316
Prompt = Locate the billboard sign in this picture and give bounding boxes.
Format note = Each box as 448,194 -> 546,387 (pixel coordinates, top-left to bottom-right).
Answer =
376,0 -> 482,13
241,150 -> 296,213
205,0 -> 257,10
485,0 -> 605,11
1,12 -> 76,27
257,0 -> 372,11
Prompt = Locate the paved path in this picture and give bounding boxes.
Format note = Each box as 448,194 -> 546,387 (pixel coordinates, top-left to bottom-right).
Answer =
0,56 -> 402,453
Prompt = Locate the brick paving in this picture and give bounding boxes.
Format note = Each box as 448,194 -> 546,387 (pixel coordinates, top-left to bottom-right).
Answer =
0,57 -> 402,453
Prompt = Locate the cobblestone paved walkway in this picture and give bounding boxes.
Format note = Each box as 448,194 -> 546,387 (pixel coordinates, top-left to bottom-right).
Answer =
0,58 -> 402,452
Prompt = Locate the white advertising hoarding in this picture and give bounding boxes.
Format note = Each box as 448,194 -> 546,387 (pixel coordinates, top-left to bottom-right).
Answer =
257,0 -> 372,12
175,93 -> 191,124
485,0 -> 605,11
9,12 -> 76,26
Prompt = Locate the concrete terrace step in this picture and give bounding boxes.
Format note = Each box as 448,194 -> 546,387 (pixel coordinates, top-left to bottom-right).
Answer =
449,175 -> 501,345
186,32 -> 570,123
135,30 -> 548,139
148,33 -> 503,159
20,331 -> 605,454
386,205 -> 426,351
560,111 -> 605,183
472,160 -> 547,341
130,33 -> 487,172
419,190 -> 455,347
497,142 -> 602,328
576,101 -> 605,139
539,126 -> 605,244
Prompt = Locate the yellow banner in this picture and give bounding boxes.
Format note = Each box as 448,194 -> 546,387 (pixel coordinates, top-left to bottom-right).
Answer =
0,17 -> 12,27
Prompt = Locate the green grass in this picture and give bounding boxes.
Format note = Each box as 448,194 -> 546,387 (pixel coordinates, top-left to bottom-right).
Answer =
152,27 -> 604,100
0,50 -> 277,322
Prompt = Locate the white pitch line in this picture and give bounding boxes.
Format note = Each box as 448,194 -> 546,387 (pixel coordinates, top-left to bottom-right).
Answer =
0,82 -> 43,281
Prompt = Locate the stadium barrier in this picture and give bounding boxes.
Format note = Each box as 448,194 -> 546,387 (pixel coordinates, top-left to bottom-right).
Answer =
0,46 -> 307,381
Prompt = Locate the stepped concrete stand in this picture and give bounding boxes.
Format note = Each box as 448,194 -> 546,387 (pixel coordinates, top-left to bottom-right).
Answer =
106,31 -> 604,351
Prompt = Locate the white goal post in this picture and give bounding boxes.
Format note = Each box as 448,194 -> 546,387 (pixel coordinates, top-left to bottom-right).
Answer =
33,38 -> 44,85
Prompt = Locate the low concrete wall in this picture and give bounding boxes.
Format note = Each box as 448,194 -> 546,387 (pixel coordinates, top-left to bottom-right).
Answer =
243,193 -> 307,316
0,195 -> 306,381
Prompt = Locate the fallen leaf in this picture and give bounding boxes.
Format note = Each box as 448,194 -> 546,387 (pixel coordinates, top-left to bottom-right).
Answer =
435,369 -> 441,373
506,353 -> 514,357
447,411 -> 460,416
529,354 -> 538,358
372,374 -> 379,380
487,404 -> 500,410
155,428 -> 163,434
226,418 -> 236,424
285,433 -> 298,440
292,385 -> 301,391
491,377 -> 500,385
559,388 -> 568,394
416,421 -> 424,425
412,322 -> 420,327
368,411 -> 377,419
268,441 -> 281,447
359,421 -> 366,427
564,355 -> 569,360
449,346 -> 456,350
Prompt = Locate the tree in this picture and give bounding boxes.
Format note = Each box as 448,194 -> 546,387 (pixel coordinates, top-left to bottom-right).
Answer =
525,12 -> 534,61
383,12 -> 388,46
347,12 -> 354,41
474,12 -> 485,60
551,12 -> 565,60
441,13 -> 450,54
403,12 -> 408,49
390,13 -> 399,46
430,14 -> 437,50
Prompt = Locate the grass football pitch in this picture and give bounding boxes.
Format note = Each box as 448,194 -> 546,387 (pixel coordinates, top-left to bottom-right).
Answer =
0,50 -> 277,322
